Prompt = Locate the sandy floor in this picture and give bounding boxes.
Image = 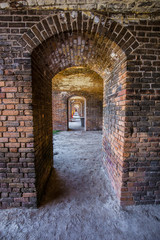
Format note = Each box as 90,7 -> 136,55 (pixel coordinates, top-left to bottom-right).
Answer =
0,131 -> 160,240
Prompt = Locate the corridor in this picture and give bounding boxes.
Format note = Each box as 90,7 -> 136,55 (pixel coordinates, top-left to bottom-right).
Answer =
68,111 -> 84,131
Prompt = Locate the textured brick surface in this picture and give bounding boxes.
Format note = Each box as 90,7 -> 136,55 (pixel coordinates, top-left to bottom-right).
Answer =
0,0 -> 160,14
0,9 -> 160,208
32,58 -> 53,206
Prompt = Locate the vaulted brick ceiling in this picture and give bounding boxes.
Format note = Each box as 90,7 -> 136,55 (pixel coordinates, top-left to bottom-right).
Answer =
52,67 -> 103,94
0,0 -> 159,14
32,32 -> 126,81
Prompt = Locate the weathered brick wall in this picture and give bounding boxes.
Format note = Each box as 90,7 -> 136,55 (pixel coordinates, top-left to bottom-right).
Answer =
0,9 -> 159,208
0,0 -> 159,13
122,20 -> 160,205
32,53 -> 53,206
87,93 -> 103,131
103,59 -> 127,200
52,91 -> 103,131
0,16 -> 38,208
52,92 -> 68,131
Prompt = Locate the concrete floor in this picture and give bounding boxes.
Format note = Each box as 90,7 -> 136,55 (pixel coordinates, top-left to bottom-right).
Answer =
0,131 -> 160,240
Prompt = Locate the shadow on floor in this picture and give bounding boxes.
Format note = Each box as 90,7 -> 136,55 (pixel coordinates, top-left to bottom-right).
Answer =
40,168 -> 67,207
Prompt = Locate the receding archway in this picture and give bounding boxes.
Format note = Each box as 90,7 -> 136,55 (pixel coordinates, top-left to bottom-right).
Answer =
19,11 -> 145,207
68,96 -> 86,131
31,28 -> 128,205
52,66 -> 103,132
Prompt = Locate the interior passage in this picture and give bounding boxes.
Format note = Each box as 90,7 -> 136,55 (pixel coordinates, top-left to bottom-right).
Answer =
68,114 -> 83,131
1,9 -> 160,209
1,131 -> 160,240
68,96 -> 86,131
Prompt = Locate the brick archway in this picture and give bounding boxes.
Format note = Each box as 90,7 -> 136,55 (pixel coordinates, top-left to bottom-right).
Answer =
20,11 -> 139,57
1,10 -> 160,208
22,11 -> 141,207
68,95 -> 86,131
52,67 -> 103,132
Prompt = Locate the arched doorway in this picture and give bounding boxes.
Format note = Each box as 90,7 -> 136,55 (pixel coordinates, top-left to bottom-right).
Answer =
17,11 -> 147,207
30,25 -> 128,205
68,96 -> 86,131
52,66 -> 103,132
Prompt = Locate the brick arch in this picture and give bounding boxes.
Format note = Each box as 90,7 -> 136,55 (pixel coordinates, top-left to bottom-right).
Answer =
19,11 -> 142,207
0,10 -> 159,209
20,11 -> 140,57
51,66 -> 103,132
21,11 -> 141,89
30,31 -> 127,85
22,11 -> 141,207
67,95 -> 86,130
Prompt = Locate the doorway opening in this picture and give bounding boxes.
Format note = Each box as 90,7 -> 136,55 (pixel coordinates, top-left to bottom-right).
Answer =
68,96 -> 86,131
24,11 -> 142,207
52,66 -> 103,132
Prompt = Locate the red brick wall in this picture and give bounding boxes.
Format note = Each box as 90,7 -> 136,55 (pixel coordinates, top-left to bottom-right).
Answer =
0,10 -> 159,208
52,92 -> 68,131
122,21 -> 160,205
103,60 -> 127,201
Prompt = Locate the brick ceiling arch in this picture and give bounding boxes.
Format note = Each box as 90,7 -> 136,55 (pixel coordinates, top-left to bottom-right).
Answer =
21,11 -> 139,53
32,33 -> 124,80
52,67 -> 103,94
20,11 -> 140,81
19,11 -> 141,80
